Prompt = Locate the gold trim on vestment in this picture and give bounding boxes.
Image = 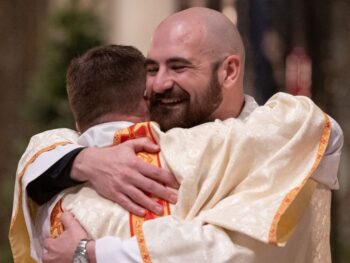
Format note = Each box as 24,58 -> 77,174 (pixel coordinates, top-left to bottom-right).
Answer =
9,141 -> 72,263
135,218 -> 152,263
113,122 -> 170,263
268,113 -> 331,245
50,199 -> 64,238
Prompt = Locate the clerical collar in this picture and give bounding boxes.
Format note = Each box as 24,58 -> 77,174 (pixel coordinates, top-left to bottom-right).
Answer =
238,95 -> 259,121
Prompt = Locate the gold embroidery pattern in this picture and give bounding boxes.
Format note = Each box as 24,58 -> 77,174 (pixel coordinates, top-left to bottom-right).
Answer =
50,199 -> 64,238
268,113 -> 331,244
135,218 -> 152,263
113,122 -> 170,263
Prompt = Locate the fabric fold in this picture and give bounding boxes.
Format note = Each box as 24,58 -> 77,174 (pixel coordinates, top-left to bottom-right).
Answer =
9,129 -> 79,263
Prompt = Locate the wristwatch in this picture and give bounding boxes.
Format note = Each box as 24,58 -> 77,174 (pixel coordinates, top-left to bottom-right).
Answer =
73,238 -> 92,263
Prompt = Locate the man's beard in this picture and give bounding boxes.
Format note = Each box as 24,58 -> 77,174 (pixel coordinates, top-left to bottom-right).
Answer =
149,70 -> 223,131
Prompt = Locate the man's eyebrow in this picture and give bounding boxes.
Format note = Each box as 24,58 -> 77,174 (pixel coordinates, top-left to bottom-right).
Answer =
145,57 -> 192,66
145,59 -> 157,66
166,57 -> 192,65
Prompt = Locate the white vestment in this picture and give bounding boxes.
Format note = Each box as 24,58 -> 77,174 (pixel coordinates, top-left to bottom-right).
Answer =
9,93 -> 343,263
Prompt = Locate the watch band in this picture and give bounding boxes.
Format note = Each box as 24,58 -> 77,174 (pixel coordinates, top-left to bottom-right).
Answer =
73,238 -> 93,263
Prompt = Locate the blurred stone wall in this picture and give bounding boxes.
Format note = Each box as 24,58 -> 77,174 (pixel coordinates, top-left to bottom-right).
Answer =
330,1 -> 350,261
0,0 -> 48,261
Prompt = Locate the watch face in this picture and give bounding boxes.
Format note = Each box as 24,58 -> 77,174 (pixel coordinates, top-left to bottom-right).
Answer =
73,253 -> 88,263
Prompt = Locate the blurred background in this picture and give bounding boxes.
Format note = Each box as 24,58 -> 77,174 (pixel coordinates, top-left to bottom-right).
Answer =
0,0 -> 349,262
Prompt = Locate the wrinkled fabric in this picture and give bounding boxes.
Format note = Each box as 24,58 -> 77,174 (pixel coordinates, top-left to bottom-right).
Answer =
137,93 -> 333,263
53,93 -> 332,262
9,93 -> 341,263
9,129 -> 79,263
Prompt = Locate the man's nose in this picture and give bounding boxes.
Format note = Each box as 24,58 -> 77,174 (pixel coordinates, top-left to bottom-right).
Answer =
151,71 -> 174,94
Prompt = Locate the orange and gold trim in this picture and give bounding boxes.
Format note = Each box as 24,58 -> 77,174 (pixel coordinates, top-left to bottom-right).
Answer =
10,141 -> 72,228
134,219 -> 152,263
50,199 -> 64,238
9,141 -> 72,263
268,113 -> 331,245
114,122 -> 170,263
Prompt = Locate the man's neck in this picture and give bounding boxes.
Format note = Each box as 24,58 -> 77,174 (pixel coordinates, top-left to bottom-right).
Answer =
210,97 -> 245,120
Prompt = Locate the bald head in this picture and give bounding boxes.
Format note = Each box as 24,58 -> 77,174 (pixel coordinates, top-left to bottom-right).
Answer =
146,7 -> 246,128
154,7 -> 245,63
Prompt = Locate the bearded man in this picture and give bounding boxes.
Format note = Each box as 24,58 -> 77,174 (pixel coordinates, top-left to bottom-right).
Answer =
10,7 -> 342,263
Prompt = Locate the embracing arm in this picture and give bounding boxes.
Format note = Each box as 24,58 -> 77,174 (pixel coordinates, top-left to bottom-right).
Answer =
22,129 -> 178,215
27,147 -> 85,204
42,213 -> 250,263
69,138 -> 178,215
44,181 -> 332,263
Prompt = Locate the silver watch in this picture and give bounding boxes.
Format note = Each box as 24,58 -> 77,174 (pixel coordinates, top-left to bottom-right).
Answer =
73,238 -> 92,263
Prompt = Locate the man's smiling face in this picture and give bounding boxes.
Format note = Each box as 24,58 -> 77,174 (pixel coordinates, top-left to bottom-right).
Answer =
146,22 -> 223,131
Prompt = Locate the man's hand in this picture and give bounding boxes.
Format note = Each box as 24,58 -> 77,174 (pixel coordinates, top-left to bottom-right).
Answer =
42,212 -> 96,263
71,137 -> 179,216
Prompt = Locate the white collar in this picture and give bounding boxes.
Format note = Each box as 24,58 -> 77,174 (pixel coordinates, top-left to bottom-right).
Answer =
237,94 -> 259,121
78,121 -> 134,147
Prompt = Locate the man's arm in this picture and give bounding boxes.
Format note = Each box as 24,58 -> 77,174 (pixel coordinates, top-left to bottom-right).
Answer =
69,138 -> 178,215
43,182 -> 333,263
27,148 -> 85,205
310,116 -> 343,189
23,131 -> 178,215
42,213 -> 94,263
42,212 -> 142,263
42,212 -> 250,263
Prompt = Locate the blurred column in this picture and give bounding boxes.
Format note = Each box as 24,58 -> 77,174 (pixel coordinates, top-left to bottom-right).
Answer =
104,0 -> 176,55
207,0 -> 222,10
178,0 -> 206,10
0,1 -> 48,261
222,0 -> 238,24
248,0 -> 278,104
285,47 -> 312,97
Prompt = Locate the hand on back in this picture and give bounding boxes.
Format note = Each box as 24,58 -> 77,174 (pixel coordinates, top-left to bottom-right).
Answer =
71,137 -> 179,216
42,212 -> 94,263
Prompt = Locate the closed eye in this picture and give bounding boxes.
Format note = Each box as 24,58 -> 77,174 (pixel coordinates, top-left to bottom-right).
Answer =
145,59 -> 159,76
167,57 -> 192,73
146,65 -> 159,76
171,64 -> 187,72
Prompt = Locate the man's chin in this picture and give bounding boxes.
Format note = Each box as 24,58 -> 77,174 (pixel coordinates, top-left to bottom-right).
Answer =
155,102 -> 185,111
153,117 -> 184,131
151,105 -> 182,125
151,112 -> 186,131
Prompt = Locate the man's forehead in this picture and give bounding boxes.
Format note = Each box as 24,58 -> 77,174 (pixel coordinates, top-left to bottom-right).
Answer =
148,20 -> 207,53
155,18 -> 205,41
147,40 -> 213,68
148,40 -> 197,61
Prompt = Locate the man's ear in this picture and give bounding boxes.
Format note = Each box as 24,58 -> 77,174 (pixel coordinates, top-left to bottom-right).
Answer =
220,55 -> 240,90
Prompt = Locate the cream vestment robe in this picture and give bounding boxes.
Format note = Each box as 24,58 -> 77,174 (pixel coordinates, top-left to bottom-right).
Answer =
9,93 -> 343,263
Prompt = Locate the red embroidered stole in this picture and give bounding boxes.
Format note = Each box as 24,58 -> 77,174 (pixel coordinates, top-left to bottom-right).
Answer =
113,122 -> 171,236
50,122 -> 170,238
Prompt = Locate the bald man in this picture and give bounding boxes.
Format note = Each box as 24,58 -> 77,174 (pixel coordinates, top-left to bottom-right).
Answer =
10,7 -> 342,263
146,6 -> 246,130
